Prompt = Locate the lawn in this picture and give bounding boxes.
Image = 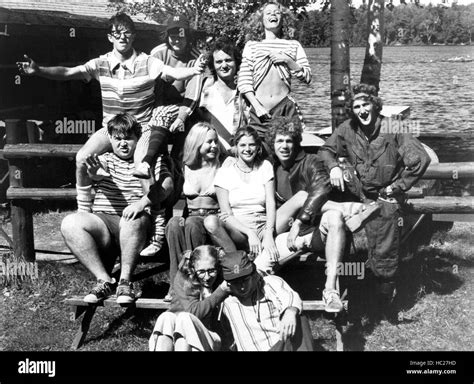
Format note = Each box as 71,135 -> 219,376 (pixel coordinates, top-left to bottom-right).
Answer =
0,210 -> 473,352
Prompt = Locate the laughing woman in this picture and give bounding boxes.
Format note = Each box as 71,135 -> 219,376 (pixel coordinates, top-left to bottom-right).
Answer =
206,126 -> 278,273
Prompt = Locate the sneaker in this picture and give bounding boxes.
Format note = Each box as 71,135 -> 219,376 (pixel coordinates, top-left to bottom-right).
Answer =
140,243 -> 161,257
133,162 -> 151,179
116,279 -> 136,304
345,202 -> 380,233
84,279 -> 116,303
322,289 -> 344,313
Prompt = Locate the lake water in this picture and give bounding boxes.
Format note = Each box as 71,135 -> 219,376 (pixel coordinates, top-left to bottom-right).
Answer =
293,45 -> 474,137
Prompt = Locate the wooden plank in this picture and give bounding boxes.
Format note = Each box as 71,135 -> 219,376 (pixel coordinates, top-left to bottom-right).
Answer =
1,144 -> 81,159
7,188 -> 77,200
422,162 -> 474,179
406,196 -> 474,214
432,213 -> 474,223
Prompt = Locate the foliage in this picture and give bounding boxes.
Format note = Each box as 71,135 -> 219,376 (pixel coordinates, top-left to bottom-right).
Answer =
110,1 -> 472,48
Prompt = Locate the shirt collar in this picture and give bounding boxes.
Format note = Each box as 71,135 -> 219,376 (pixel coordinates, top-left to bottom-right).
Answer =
109,49 -> 138,74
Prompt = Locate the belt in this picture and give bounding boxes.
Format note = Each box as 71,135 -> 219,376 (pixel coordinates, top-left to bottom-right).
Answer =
187,208 -> 220,217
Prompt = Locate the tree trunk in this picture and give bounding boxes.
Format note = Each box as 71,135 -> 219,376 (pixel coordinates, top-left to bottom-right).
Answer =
330,0 -> 351,131
360,0 -> 385,94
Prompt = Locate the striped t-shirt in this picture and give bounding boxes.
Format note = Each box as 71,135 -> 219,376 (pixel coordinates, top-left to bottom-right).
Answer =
79,50 -> 164,128
238,39 -> 312,94
92,153 -> 170,216
222,274 -> 302,351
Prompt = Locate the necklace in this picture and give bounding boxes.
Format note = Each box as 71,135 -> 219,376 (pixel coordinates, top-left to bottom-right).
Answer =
235,160 -> 254,173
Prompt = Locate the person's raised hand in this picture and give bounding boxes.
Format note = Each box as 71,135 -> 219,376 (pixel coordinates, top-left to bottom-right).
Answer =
85,154 -> 110,178
17,54 -> 38,76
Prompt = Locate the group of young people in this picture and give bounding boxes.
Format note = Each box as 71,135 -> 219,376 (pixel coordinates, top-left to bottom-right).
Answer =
18,1 -> 431,351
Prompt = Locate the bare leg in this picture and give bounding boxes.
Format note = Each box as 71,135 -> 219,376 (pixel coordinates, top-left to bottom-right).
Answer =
203,215 -> 237,252
118,213 -> 150,281
321,210 -> 346,291
174,337 -> 192,351
156,335 -> 174,351
276,191 -> 308,234
60,212 -> 113,282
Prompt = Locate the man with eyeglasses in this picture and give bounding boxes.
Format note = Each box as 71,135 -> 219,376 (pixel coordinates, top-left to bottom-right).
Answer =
17,12 -> 205,216
220,251 -> 314,351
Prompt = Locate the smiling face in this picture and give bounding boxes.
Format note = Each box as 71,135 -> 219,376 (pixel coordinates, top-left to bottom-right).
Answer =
212,50 -> 237,83
193,254 -> 218,288
199,129 -> 219,163
228,272 -> 258,299
262,3 -> 282,32
236,134 -> 258,166
167,28 -> 188,54
110,132 -> 137,160
108,24 -> 135,55
352,97 -> 375,127
274,133 -> 296,165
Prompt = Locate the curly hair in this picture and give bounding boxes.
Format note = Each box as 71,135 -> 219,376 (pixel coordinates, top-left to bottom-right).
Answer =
208,38 -> 242,81
178,245 -> 225,295
264,116 -> 303,155
182,122 -> 227,168
233,126 -> 265,167
243,1 -> 297,42
345,83 -> 383,121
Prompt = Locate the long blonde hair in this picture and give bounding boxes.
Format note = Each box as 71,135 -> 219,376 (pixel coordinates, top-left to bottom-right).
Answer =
182,122 -> 227,168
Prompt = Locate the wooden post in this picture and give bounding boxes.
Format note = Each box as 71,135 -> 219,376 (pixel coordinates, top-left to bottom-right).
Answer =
360,0 -> 385,93
330,0 -> 351,130
5,119 -> 35,262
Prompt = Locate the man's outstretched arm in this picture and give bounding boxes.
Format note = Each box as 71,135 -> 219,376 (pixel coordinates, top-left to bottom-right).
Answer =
17,54 -> 86,80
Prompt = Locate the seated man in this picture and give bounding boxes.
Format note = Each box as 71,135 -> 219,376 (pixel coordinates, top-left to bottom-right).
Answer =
61,113 -> 173,304
319,83 -> 431,318
263,117 -> 380,313
220,251 -> 314,351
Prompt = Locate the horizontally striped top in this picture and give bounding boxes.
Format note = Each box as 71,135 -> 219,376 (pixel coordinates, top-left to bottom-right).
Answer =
222,274 -> 302,351
80,50 -> 164,128
238,39 -> 312,95
92,153 -> 144,216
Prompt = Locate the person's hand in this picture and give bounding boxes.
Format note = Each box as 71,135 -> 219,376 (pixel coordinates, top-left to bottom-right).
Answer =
17,54 -> 38,76
253,103 -> 271,120
263,232 -> 279,262
279,307 -> 298,342
330,166 -> 345,192
85,154 -> 109,179
247,231 -> 262,260
193,54 -> 207,74
169,117 -> 184,133
219,280 -> 231,294
122,201 -> 146,221
287,219 -> 302,252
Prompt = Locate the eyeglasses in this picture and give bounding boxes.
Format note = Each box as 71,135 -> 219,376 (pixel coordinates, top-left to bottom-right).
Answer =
195,268 -> 218,278
110,30 -> 133,39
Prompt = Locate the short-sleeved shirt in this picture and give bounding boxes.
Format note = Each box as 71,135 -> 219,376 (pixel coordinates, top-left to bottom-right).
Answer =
79,50 -> 164,127
213,157 -> 274,217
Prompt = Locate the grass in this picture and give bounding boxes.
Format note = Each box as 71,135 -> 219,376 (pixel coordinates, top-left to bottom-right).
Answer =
0,210 -> 473,351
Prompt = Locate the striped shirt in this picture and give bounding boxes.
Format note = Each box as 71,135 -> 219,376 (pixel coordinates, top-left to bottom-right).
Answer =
79,50 -> 164,127
222,274 -> 302,351
150,43 -> 201,116
92,153 -> 170,216
238,39 -> 312,94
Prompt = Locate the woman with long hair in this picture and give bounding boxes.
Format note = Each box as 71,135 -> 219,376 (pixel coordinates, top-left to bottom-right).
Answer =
164,122 -> 235,301
149,245 -> 231,351
206,126 -> 278,273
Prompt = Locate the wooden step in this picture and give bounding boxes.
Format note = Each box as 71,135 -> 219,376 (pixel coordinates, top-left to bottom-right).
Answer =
1,143 -> 81,159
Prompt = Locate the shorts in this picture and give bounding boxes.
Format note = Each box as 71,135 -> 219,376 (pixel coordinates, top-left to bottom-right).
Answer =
236,212 -> 267,241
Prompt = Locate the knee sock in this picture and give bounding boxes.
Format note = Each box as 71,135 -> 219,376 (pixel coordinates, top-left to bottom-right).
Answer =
149,209 -> 166,250
76,184 -> 93,213
142,127 -> 170,166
